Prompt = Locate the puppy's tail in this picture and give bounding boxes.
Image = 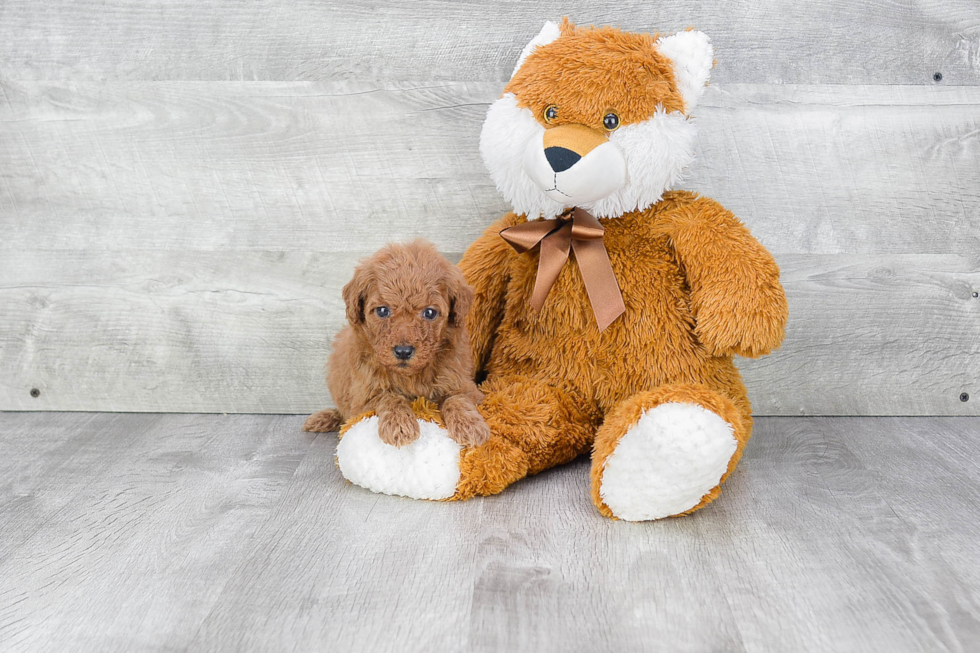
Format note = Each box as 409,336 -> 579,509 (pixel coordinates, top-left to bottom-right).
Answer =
302,409 -> 344,433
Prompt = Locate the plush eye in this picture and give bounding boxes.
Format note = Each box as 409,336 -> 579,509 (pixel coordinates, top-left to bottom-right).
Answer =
544,105 -> 558,124
603,112 -> 621,131
374,306 -> 390,318
422,307 -> 439,320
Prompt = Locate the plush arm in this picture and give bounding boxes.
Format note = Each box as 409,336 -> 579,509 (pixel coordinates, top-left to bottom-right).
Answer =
457,213 -> 519,377
662,197 -> 788,358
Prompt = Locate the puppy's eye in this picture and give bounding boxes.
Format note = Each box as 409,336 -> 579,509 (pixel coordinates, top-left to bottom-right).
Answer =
603,112 -> 620,131
544,105 -> 558,124
374,306 -> 390,318
422,307 -> 438,320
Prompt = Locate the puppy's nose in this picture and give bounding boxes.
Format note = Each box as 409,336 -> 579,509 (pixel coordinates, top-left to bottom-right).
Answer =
393,345 -> 415,361
544,146 -> 581,173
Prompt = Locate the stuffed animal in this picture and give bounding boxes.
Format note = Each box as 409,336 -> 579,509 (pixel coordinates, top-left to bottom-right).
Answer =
335,19 -> 788,521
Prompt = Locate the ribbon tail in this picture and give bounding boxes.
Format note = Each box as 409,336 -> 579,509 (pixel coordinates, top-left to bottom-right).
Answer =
530,223 -> 572,311
572,238 -> 626,332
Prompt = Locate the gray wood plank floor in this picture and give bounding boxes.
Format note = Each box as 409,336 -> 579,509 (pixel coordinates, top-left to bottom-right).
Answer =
0,413 -> 977,652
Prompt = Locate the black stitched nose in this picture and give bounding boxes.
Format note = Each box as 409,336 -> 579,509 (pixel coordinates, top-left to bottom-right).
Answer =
544,146 -> 581,173
393,345 -> 415,361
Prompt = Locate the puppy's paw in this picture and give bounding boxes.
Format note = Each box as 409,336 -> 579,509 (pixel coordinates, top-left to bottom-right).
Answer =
378,409 -> 421,448
302,409 -> 343,433
446,410 -> 491,447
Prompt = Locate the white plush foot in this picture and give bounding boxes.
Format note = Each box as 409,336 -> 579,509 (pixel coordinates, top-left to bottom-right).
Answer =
336,416 -> 462,500
599,402 -> 737,521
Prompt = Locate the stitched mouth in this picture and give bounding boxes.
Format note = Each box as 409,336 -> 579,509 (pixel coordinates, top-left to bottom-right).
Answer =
544,173 -> 572,198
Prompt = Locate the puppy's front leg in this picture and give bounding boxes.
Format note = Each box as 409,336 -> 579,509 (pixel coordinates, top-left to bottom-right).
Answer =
440,394 -> 491,447
375,395 -> 420,448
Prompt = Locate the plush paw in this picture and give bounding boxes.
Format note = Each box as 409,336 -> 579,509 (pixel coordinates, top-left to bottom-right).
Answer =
336,415 -> 462,500
598,402 -> 737,521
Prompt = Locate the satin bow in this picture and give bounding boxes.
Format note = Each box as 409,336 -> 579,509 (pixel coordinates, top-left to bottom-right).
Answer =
499,207 -> 626,332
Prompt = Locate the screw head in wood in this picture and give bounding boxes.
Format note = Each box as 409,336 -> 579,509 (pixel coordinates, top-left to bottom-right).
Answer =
933,72 -> 943,82
30,388 -> 40,398
973,291 -> 979,298
961,392 -> 970,402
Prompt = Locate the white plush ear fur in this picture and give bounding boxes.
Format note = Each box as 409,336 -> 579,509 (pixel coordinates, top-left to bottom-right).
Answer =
656,30 -> 713,113
511,21 -> 562,78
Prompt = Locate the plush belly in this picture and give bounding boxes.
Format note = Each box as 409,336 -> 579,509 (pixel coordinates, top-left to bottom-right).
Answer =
488,241 -> 706,401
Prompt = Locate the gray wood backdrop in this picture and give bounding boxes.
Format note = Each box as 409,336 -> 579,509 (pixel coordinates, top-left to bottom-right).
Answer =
1,0 -> 978,415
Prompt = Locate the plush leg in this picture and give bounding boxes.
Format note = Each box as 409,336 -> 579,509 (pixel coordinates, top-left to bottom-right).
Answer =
452,375 -> 600,500
590,384 -> 750,521
335,376 -> 599,502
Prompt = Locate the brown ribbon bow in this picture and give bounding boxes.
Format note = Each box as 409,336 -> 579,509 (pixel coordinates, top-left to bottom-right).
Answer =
499,207 -> 626,332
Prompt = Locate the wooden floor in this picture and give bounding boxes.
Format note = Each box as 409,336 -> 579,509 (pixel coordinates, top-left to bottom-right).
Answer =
0,413 -> 977,652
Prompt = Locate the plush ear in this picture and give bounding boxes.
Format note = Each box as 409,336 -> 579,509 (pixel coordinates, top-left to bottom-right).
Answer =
511,20 -> 562,78
656,30 -> 713,113
446,267 -> 474,328
342,265 -> 372,325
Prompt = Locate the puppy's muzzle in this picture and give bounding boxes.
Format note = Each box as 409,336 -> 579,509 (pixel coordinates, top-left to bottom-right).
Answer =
393,345 -> 415,361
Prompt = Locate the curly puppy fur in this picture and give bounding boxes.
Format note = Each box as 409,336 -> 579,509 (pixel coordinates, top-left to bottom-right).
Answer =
303,239 -> 489,448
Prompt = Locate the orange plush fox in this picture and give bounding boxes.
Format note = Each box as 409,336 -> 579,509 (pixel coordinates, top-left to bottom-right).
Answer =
335,19 -> 788,521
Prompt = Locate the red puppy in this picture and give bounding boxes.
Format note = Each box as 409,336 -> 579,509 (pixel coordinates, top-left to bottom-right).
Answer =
303,239 -> 489,448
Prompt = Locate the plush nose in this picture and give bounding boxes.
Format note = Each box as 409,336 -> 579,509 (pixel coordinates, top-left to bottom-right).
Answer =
393,345 -> 415,360
544,146 -> 581,173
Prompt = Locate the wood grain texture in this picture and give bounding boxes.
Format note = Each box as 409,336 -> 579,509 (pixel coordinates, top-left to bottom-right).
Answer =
741,253 -> 980,416
1,249 -> 977,415
0,0 -> 978,84
700,416 -> 980,651
2,82 -> 978,414
0,80 -> 503,254
2,82 -> 979,255
0,412 -> 311,652
0,412 -> 978,651
0,249 -> 347,414
2,29 -> 979,416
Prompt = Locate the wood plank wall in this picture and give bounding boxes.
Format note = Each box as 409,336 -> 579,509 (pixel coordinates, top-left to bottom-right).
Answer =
1,1 -> 978,415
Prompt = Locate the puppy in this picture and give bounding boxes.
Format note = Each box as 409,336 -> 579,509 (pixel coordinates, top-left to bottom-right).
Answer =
302,239 -> 490,448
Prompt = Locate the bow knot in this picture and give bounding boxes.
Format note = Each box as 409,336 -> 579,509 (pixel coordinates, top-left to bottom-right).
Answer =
499,207 -> 626,332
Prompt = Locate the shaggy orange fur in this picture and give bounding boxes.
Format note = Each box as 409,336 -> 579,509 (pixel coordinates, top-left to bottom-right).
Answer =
455,191 -> 787,509
507,18 -> 686,129
303,240 -> 489,448
331,22 -> 786,518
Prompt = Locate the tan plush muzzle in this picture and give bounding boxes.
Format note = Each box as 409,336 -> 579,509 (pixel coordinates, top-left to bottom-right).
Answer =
544,125 -> 609,159
524,123 -> 627,207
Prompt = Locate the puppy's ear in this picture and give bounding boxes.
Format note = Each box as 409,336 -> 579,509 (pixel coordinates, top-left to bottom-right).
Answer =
446,266 -> 474,328
342,265 -> 372,325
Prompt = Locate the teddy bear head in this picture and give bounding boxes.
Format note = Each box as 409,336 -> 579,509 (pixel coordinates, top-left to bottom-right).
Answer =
480,19 -> 713,220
